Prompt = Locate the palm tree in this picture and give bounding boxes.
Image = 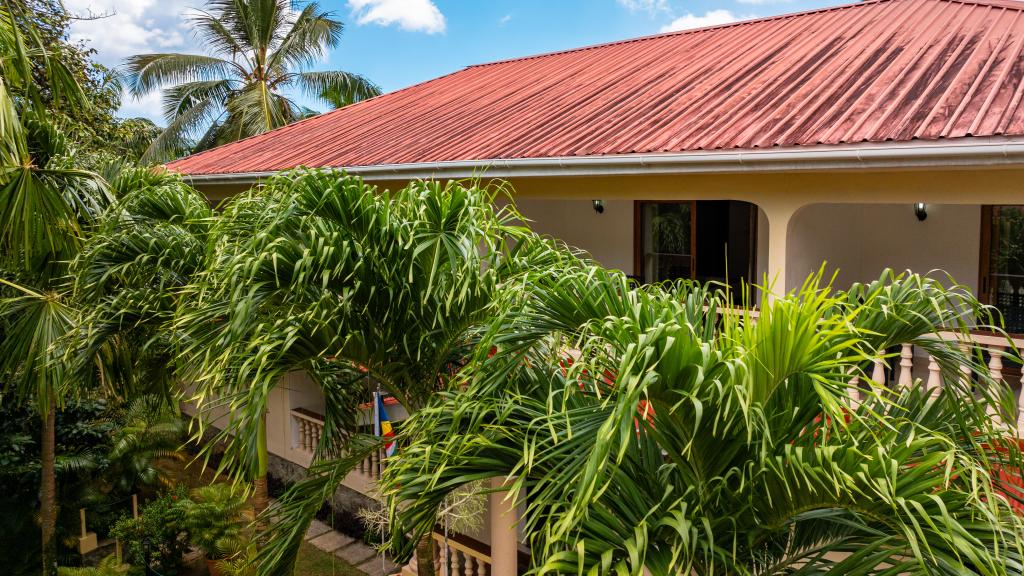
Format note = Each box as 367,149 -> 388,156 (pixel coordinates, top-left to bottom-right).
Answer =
124,0 -> 381,162
381,265 -> 1024,575
174,169 -> 542,574
0,4 -> 111,573
71,166 -> 213,402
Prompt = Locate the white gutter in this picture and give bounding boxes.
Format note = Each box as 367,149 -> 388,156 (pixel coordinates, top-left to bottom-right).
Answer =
179,137 -> 1024,186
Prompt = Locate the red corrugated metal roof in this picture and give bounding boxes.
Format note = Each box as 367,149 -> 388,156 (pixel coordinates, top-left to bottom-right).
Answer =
168,0 -> 1024,176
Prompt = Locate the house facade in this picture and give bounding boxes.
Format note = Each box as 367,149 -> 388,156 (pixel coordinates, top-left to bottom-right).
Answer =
169,0 -> 1024,572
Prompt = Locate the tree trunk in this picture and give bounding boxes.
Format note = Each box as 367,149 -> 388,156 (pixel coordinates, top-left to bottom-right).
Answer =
40,398 -> 57,576
253,410 -> 269,533
416,533 -> 435,576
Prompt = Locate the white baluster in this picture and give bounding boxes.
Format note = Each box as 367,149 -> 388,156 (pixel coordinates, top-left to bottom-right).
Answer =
898,344 -> 914,387
989,345 -> 1007,422
871,359 -> 886,385
959,343 -> 973,385
847,375 -> 862,405
989,346 -> 1005,383
301,420 -> 311,452
437,540 -> 447,576
449,547 -> 459,576
464,554 -> 475,576
926,354 -> 942,396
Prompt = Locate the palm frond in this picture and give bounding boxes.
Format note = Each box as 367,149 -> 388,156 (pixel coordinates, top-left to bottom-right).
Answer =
123,53 -> 238,97
293,70 -> 381,109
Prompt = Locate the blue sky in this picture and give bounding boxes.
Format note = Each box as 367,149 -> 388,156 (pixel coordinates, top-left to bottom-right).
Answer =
65,0 -> 839,124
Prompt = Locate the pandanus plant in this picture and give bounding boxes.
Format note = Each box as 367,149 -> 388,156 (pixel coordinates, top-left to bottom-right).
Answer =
381,261 -> 1024,575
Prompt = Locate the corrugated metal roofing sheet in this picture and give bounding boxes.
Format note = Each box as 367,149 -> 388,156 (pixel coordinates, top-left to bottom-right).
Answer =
168,0 -> 1024,176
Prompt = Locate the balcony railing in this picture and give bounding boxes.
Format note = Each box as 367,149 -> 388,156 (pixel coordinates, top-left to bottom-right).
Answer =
844,331 -> 1024,428
400,532 -> 493,576
289,407 -> 389,482
432,532 -> 492,576
291,407 -> 323,456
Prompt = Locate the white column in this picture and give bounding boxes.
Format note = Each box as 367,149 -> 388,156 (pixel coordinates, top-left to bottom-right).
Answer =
763,204 -> 796,298
489,476 -> 518,576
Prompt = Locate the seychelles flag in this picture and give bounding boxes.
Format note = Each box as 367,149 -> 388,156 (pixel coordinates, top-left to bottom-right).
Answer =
373,391 -> 396,457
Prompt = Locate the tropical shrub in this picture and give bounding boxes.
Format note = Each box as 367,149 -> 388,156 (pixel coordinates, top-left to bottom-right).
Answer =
110,487 -> 189,576
177,483 -> 249,560
383,266 -> 1024,575
103,396 -> 185,496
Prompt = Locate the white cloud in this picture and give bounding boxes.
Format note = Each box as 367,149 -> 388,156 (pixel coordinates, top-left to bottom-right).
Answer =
660,9 -> 739,32
736,0 -> 793,4
617,0 -> 672,16
64,0 -> 195,64
63,0 -> 198,122
498,13 -> 512,26
347,0 -> 446,34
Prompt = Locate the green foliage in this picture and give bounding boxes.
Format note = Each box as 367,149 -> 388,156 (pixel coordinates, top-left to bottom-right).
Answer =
124,0 -> 381,162
4,1 -> 154,166
110,487 -> 190,576
177,483 -> 249,559
72,169 -> 212,401
382,267 -> 1024,575
175,168 -> 547,573
0,396 -> 110,574
104,395 -> 185,494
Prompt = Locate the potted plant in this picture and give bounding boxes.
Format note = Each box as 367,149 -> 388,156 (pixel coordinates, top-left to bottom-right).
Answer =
178,484 -> 248,576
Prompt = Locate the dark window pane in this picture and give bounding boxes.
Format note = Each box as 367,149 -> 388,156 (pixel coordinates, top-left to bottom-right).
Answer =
991,206 -> 1024,333
641,202 -> 691,284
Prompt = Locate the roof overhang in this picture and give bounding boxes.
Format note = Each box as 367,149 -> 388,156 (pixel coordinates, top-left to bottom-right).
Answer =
177,137 -> 1024,186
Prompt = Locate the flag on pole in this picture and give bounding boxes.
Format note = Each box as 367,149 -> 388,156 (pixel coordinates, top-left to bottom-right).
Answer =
373,391 -> 396,457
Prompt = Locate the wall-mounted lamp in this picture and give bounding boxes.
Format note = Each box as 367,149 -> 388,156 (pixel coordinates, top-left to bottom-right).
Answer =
914,202 -> 927,221
592,199 -> 605,214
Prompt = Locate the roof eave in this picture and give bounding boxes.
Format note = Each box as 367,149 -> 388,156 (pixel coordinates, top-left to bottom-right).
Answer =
176,137 -> 1024,186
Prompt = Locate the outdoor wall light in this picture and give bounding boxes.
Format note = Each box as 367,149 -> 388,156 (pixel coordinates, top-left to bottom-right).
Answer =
914,202 -> 927,221
592,199 -> 605,214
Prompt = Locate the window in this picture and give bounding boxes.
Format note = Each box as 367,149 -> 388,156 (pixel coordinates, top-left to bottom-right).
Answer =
638,201 -> 694,284
981,206 -> 1024,333
636,200 -> 757,295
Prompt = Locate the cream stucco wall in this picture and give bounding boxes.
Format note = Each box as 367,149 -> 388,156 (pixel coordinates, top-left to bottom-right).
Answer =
515,198 -> 634,273
786,203 -> 982,292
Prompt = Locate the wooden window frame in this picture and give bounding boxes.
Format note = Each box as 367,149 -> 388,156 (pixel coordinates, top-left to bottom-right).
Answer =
634,200 -> 697,282
634,200 -> 758,285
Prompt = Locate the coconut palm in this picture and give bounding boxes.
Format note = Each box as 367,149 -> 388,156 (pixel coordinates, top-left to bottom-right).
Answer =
174,168 -> 544,574
124,0 -> 381,162
381,265 -> 1024,575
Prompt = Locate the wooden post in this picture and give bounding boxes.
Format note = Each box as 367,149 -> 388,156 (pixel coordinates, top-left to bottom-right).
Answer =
77,508 -> 98,554
132,494 -> 138,519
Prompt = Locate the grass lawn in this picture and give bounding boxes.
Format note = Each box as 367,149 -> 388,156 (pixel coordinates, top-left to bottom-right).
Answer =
294,541 -> 367,576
